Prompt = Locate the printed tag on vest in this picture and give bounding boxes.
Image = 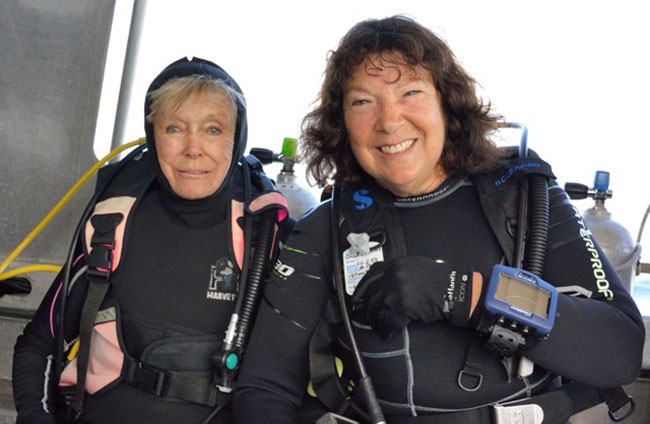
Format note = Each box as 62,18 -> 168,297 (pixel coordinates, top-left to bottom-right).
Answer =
207,257 -> 239,301
343,241 -> 384,295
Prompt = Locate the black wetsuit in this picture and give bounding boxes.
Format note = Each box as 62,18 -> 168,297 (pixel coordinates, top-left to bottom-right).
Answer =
234,174 -> 645,423
13,183 -> 237,424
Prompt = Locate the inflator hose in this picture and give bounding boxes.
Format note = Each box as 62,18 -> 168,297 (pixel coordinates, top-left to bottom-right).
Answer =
506,121 -> 549,275
228,160 -> 254,333
232,156 -> 280,350
525,175 -> 550,275
234,209 -> 276,349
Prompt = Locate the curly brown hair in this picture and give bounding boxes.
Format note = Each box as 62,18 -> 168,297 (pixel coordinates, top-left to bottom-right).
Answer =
301,15 -> 506,187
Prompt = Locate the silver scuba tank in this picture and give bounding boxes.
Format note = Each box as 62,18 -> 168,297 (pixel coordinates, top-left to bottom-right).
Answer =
565,171 -> 642,293
250,138 -> 318,220
274,137 -> 318,219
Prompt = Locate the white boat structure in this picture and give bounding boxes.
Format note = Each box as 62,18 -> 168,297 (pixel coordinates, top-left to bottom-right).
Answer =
0,2 -> 648,423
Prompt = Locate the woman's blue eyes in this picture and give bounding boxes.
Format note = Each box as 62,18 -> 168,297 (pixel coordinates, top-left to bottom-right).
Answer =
351,90 -> 422,106
164,125 -> 222,135
405,90 -> 420,96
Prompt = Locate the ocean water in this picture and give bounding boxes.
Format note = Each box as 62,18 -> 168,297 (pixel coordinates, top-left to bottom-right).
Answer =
633,278 -> 650,316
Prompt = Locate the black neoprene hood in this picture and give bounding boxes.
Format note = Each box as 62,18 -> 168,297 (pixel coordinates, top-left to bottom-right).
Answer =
143,57 -> 248,199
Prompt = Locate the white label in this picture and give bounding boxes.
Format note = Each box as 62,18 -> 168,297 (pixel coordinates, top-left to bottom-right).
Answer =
343,241 -> 384,295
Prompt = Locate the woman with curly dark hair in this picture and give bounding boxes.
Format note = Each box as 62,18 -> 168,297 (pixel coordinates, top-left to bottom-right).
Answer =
234,15 -> 643,424
301,15 -> 505,188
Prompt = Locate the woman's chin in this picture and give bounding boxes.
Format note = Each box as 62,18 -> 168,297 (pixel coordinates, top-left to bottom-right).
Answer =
173,186 -> 218,200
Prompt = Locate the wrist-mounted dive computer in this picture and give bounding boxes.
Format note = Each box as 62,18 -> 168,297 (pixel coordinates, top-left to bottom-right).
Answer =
481,264 -> 558,356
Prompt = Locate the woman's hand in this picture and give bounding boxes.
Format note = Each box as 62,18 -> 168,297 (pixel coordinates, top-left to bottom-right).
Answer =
351,256 -> 482,338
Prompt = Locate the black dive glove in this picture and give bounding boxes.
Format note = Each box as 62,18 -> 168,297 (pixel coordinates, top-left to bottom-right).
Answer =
351,256 -> 477,338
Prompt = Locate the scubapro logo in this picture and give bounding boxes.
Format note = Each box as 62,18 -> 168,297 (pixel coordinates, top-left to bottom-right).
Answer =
494,162 -> 540,186
353,189 -> 373,210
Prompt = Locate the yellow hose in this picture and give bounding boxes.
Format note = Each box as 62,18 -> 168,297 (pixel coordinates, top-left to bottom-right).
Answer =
0,138 -> 146,280
0,264 -> 62,280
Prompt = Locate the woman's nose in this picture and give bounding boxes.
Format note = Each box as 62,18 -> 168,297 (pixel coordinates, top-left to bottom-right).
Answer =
184,131 -> 203,157
376,102 -> 403,134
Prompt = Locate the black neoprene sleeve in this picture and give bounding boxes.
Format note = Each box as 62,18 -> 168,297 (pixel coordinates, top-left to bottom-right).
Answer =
234,206 -> 333,424
13,254 -> 88,424
521,185 -> 644,386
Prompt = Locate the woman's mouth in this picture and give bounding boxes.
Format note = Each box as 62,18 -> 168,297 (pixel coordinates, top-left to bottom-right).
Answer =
379,138 -> 415,154
179,169 -> 209,176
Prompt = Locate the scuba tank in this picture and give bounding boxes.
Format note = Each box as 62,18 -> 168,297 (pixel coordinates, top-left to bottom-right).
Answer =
565,170 -> 642,293
250,137 -> 318,219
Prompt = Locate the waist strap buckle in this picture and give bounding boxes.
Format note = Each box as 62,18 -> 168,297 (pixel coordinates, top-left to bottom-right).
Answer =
493,403 -> 544,424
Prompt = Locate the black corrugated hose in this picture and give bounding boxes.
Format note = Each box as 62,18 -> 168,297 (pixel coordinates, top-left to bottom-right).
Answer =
234,209 -> 276,349
525,174 -> 550,275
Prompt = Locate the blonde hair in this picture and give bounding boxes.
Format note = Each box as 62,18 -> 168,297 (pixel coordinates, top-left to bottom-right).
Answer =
146,75 -> 242,124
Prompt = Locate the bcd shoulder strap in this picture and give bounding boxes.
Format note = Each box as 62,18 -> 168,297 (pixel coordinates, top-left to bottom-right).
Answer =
308,181 -> 406,414
472,149 -> 555,267
65,154 -> 154,419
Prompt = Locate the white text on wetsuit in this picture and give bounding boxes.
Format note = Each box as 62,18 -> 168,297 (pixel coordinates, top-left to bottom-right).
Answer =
574,206 -> 613,300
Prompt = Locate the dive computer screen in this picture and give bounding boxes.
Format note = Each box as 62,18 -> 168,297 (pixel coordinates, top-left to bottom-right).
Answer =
494,273 -> 550,318
485,264 -> 558,335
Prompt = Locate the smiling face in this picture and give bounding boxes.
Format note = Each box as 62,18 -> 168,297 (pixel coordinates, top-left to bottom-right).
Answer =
154,90 -> 236,200
343,56 -> 447,197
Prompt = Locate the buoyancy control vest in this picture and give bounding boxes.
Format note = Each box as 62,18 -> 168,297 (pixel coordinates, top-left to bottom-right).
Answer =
308,149 -> 634,423
56,150 -> 288,420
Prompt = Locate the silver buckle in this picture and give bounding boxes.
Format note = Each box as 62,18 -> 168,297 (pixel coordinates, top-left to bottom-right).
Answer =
493,403 -> 544,424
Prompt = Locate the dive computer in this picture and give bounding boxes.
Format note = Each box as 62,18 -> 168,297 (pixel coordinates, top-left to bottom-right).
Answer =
482,264 -> 558,355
